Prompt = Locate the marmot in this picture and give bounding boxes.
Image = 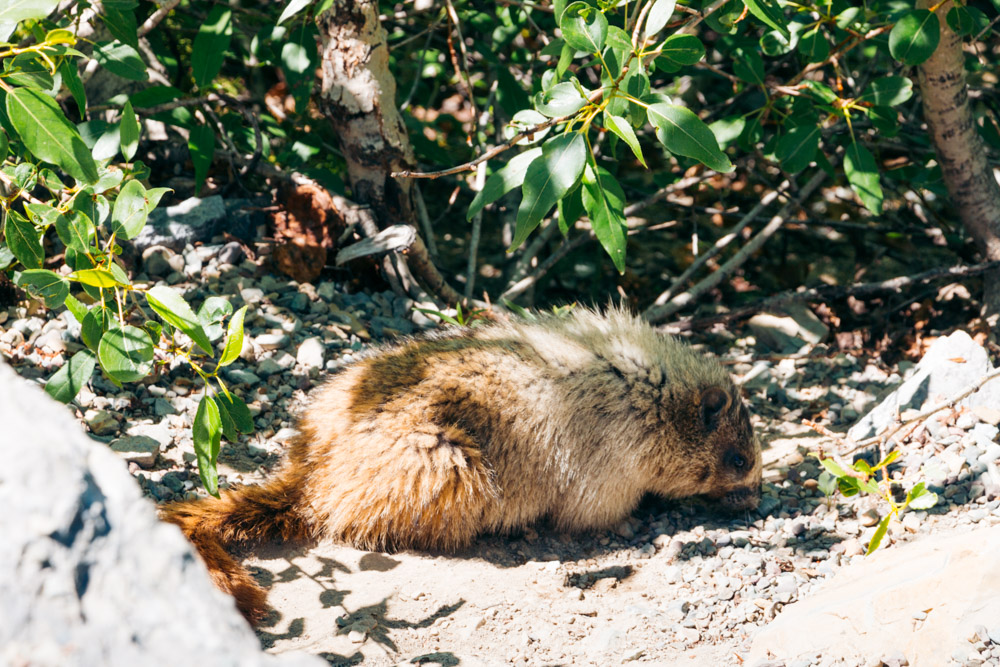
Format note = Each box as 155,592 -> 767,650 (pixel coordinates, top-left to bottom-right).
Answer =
161,307 -> 760,621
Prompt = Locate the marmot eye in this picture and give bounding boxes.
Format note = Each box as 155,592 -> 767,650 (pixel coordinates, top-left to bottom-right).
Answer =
729,452 -> 747,470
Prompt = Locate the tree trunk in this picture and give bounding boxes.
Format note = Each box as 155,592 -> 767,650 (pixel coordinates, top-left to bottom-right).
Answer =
316,0 -> 416,223
315,0 -> 461,305
916,0 -> 1000,316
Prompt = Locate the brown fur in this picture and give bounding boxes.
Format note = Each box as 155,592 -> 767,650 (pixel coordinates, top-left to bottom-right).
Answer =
161,307 -> 760,622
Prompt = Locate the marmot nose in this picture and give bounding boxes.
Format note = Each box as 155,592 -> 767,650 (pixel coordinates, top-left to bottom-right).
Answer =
722,486 -> 760,511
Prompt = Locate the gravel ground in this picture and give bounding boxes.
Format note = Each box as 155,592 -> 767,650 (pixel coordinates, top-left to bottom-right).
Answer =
3,241 -> 1000,666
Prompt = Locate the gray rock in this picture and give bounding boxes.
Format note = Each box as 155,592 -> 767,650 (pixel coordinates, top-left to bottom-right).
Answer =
0,360 -> 322,667
257,358 -> 283,378
226,369 -> 261,386
132,196 -> 228,253
125,421 -> 174,449
85,409 -> 118,436
217,242 -> 245,266
850,331 -> 1000,441
255,332 -> 289,351
109,435 -> 161,467
153,398 -> 177,416
142,245 -> 176,278
240,288 -> 265,305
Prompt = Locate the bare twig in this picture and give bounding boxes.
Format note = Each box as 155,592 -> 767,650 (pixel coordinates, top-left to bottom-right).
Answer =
501,232 -> 590,302
0,170 -> 46,205
622,171 -> 717,216
664,259 -> 1000,332
644,170 -> 827,323
846,367 -> 1000,455
139,0 -> 181,37
646,180 -> 790,309
412,185 -> 439,260
393,89 -> 604,179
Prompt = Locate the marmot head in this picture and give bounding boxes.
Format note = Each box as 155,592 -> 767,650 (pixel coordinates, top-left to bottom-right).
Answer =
689,385 -> 761,511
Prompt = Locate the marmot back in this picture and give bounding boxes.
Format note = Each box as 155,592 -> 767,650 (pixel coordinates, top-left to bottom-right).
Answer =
162,307 -> 760,621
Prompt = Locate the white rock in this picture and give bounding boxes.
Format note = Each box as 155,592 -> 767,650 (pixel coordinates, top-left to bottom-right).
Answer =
255,332 -> 289,351
748,526 -> 1000,665
296,337 -> 325,369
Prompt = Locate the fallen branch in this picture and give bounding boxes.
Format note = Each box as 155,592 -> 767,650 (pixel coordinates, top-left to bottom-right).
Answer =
645,170 -> 827,323
664,259 -> 1000,332
644,180 -> 790,311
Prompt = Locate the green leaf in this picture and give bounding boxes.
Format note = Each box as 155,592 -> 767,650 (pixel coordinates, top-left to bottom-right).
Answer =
146,285 -> 215,356
946,6 -> 975,36
4,209 -> 43,269
581,163 -> 627,273
219,305 -> 249,367
658,34 -> 705,67
858,76 -> 913,107
645,0 -> 677,37
45,350 -> 97,403
774,124 -> 820,173
844,142 -> 883,214
907,483 -> 938,510
15,269 -> 69,308
733,49 -> 765,85
535,82 -> 588,118
0,245 -> 14,270
852,458 -> 873,475
604,113 -> 646,167
837,476 -> 860,497
45,349 -> 96,403
873,449 -> 901,471
188,124 -> 215,193
797,28 -> 829,63
198,296 -> 233,341
277,0 -> 313,25
743,0 -> 789,38
94,40 -> 148,81
467,148 -> 542,220
819,457 -> 849,478
111,179 -> 148,239
215,391 -> 254,434
817,471 -> 837,496
194,394 -> 223,497
512,132 -> 587,250
101,4 -> 139,50
70,268 -> 127,288
98,325 -> 154,383
6,87 -> 98,185
191,5 -> 233,88
605,26 -> 633,52
560,1 -> 608,53
64,294 -> 88,324
145,186 -> 171,211
217,394 -> 238,441
81,307 -> 110,352
0,0 -> 60,23
647,103 -> 734,173
889,10 -> 940,66
120,101 -> 140,161
557,184 -> 584,236
866,514 -> 891,554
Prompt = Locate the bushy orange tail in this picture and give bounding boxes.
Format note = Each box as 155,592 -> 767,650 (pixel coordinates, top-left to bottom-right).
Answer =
160,470 -> 310,623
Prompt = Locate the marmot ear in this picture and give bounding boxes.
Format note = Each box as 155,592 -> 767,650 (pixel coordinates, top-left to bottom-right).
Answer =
699,387 -> 731,430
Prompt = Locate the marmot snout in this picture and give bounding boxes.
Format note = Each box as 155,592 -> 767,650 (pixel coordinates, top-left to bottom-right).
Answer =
162,307 -> 760,621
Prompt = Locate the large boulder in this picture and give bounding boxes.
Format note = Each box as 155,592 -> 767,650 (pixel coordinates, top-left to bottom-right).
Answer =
0,360 -> 321,667
748,525 -> 1000,665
